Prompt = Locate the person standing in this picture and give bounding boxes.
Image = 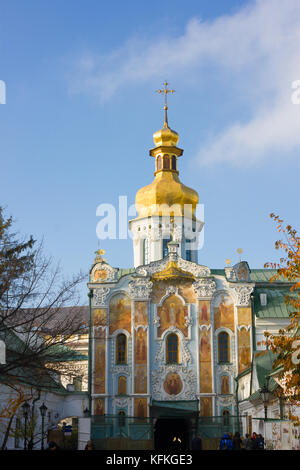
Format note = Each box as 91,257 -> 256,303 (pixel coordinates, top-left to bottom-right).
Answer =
219,433 -> 233,450
232,432 -> 243,450
192,434 -> 202,450
243,433 -> 253,450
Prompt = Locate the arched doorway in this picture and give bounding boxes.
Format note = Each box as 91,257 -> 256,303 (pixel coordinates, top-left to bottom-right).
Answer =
154,417 -> 189,451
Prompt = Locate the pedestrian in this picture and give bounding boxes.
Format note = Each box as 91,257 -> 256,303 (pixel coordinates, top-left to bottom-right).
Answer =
232,432 -> 243,450
84,440 -> 95,450
257,434 -> 264,450
219,433 -> 233,450
251,432 -> 259,450
192,434 -> 202,450
243,433 -> 253,450
47,441 -> 60,451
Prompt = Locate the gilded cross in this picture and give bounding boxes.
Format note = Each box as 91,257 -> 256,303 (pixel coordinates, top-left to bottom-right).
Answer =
156,81 -> 175,126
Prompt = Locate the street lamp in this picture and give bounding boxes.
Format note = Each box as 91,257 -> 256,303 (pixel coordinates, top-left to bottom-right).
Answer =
21,401 -> 30,450
39,402 -> 48,450
260,383 -> 271,419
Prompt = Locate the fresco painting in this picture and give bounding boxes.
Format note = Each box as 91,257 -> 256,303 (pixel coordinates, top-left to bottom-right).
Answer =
238,329 -> 251,373
94,269 -> 108,281
118,375 -> 127,395
237,307 -> 252,326
135,328 -> 147,364
200,397 -> 212,417
157,294 -> 188,337
150,283 -> 166,304
94,398 -> 105,415
134,302 -> 148,326
198,300 -> 210,324
163,371 -> 183,396
94,338 -> 106,393
134,364 -> 147,393
134,398 -> 148,418
93,308 -> 107,327
221,375 -> 230,394
179,283 -> 196,303
214,294 -> 234,331
199,329 -> 212,393
109,293 -> 131,334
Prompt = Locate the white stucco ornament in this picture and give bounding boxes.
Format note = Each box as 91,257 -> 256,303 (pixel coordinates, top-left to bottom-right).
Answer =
93,287 -> 111,306
129,279 -> 153,299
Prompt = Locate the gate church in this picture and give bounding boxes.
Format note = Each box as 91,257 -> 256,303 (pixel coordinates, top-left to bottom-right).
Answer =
88,87 -> 254,448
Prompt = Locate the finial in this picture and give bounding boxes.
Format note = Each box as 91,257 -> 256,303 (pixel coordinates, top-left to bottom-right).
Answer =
237,248 -> 243,262
225,259 -> 231,266
94,243 -> 106,263
156,81 -> 175,127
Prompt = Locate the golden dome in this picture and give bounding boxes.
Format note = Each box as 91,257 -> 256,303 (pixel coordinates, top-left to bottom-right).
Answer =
135,169 -> 199,220
153,122 -> 179,147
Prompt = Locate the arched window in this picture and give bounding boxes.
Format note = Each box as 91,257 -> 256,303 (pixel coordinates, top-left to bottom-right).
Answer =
221,375 -> 230,395
222,409 -> 230,426
118,410 -> 126,427
218,332 -> 230,363
118,376 -> 127,395
116,334 -> 127,364
166,333 -> 179,364
163,155 -> 170,169
163,237 -> 171,258
171,155 -> 177,170
157,155 -> 162,171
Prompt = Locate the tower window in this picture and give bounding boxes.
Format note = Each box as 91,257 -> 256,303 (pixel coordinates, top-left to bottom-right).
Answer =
222,409 -> 230,426
163,237 -> 171,258
166,333 -> 179,364
163,155 -> 170,169
218,332 -> 230,363
171,155 -> 176,170
118,410 -> 126,427
157,156 -> 162,171
116,334 -> 127,364
143,238 -> 149,265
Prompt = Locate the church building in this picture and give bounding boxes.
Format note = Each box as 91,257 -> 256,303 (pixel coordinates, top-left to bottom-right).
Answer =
86,87 -> 259,449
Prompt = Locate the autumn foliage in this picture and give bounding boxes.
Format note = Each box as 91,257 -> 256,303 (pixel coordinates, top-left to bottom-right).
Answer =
264,214 -> 300,417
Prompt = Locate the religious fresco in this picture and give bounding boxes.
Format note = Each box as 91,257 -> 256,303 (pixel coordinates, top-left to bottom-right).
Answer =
109,293 -> 131,335
178,283 -> 196,303
221,375 -> 230,395
200,397 -> 213,417
199,329 -> 212,393
134,398 -> 148,418
214,294 -> 235,331
93,309 -> 107,328
198,300 -> 210,325
135,328 -> 147,364
93,268 -> 108,282
118,375 -> 127,395
150,283 -> 166,304
134,302 -> 148,326
157,294 -> 188,337
94,398 -> 105,415
134,364 -> 147,393
237,307 -> 252,326
163,371 -> 183,396
238,329 -> 251,373
94,331 -> 106,394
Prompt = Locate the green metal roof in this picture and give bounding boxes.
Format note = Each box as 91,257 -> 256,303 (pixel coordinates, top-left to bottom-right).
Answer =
253,287 -> 294,319
116,267 -> 136,279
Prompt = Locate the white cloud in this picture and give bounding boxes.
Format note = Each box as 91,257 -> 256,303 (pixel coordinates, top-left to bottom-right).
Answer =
70,0 -> 300,166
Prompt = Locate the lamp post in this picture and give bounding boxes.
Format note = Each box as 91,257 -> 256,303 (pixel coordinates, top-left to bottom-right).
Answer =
21,401 -> 30,450
260,383 -> 271,420
39,402 -> 48,450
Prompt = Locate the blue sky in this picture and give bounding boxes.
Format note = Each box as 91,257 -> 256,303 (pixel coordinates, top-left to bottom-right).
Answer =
1,0 -> 300,303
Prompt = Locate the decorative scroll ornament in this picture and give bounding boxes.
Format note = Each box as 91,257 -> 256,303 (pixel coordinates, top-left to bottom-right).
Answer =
193,278 -> 216,298
178,259 -> 211,278
129,279 -> 153,299
166,285 -> 178,295
110,365 -> 131,376
233,285 -> 254,306
93,287 -> 111,306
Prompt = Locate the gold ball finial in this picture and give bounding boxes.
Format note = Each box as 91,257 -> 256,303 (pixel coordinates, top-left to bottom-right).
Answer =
225,259 -> 231,266
237,248 -> 243,254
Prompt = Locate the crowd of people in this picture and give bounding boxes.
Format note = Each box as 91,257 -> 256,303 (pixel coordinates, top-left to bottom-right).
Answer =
219,432 -> 265,450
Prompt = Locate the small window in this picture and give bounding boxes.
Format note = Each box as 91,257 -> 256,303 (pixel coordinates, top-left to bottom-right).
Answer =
163,237 -> 171,258
218,332 -> 230,363
163,155 -> 170,169
116,334 -> 127,364
157,156 -> 162,171
143,238 -> 149,265
171,155 -> 177,170
166,333 -> 179,364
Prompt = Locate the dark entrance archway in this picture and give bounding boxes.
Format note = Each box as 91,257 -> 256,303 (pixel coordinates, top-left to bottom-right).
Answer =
154,417 -> 190,451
